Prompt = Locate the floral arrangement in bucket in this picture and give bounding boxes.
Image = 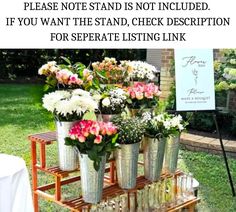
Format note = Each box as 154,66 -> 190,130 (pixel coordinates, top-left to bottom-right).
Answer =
142,112 -> 187,138
112,116 -> 145,144
124,60 -> 159,82
38,57 -> 98,91
42,89 -> 98,121
96,86 -> 127,114
92,57 -> 128,84
126,82 -> 161,109
65,120 -> 118,170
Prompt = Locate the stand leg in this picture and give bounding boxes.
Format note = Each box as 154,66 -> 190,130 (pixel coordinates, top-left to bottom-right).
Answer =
31,141 -> 39,212
213,112 -> 235,196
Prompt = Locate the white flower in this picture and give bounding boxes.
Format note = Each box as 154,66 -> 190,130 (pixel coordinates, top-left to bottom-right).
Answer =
42,89 -> 98,119
163,120 -> 171,130
47,61 -> 57,66
72,89 -> 90,96
142,112 -> 152,122
102,97 -> 111,107
126,61 -> 159,81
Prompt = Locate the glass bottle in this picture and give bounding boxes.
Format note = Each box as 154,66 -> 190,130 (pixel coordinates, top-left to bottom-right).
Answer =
114,195 -> 120,212
188,172 -> 195,198
129,192 -> 136,212
121,193 -> 128,212
143,184 -> 150,212
136,189 -> 144,212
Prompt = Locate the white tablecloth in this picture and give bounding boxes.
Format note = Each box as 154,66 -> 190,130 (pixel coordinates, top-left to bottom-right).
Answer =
0,154 -> 33,212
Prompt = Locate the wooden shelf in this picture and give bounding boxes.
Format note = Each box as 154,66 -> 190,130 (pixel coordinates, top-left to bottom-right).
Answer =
28,131 -> 200,212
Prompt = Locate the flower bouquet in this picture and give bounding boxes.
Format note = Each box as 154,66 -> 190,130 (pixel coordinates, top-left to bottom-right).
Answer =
38,57 -> 97,91
65,120 -> 118,170
126,82 -> 161,110
142,112 -> 187,139
97,86 -> 127,115
42,89 -> 98,121
65,120 -> 118,203
92,57 -> 128,84
124,60 -> 159,82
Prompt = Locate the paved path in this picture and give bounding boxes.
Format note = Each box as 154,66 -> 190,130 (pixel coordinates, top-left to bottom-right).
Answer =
181,133 -> 236,157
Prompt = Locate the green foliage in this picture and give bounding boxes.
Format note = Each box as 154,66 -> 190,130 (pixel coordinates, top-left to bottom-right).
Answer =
112,117 -> 145,144
187,112 -> 215,132
214,49 -> 236,91
165,85 -> 176,110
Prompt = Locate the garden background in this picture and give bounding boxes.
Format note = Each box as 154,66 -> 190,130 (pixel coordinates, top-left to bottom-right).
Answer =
0,49 -> 236,211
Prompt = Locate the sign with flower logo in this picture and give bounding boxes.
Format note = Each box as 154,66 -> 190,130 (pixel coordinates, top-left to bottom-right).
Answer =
175,49 -> 215,111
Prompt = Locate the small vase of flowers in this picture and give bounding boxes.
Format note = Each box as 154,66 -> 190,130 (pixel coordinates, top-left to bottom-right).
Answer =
112,117 -> 145,189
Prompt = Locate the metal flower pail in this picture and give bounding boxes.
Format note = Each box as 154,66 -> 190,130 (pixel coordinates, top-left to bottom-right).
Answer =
115,142 -> 140,189
79,153 -> 106,204
143,137 -> 166,181
163,135 -> 180,174
56,121 -> 79,171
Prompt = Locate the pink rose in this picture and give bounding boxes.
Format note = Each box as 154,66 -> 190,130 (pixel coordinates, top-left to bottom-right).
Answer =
81,128 -> 89,137
90,126 -> 99,136
136,92 -> 143,100
78,135 -> 86,143
94,135 -> 102,144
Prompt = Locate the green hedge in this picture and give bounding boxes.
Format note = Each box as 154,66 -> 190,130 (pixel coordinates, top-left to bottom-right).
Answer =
0,49 -> 146,79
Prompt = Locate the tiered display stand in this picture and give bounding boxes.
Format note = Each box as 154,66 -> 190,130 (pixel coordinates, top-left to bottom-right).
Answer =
28,131 -> 200,212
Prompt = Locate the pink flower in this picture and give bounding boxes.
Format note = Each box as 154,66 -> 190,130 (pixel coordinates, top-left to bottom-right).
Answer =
94,135 -> 102,144
78,135 -> 86,143
81,128 -> 89,137
136,92 -> 143,100
75,78 -> 83,85
87,75 -> 93,81
68,74 -> 78,85
83,69 -> 90,77
90,125 -> 100,135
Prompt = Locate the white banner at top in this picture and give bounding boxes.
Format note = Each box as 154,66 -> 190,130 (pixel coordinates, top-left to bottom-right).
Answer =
0,0 -> 235,48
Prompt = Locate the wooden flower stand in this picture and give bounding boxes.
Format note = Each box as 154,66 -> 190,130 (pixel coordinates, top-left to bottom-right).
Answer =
28,131 -> 200,212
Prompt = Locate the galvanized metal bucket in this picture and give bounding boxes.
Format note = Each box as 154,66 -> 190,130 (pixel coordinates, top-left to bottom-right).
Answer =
79,153 -> 106,204
163,135 -> 180,174
56,121 -> 79,171
143,137 -> 166,181
115,142 -> 140,189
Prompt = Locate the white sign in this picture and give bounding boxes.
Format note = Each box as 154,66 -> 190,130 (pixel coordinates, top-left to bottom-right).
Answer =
175,49 -> 215,111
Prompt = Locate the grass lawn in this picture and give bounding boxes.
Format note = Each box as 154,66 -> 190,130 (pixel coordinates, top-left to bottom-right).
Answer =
0,84 -> 236,211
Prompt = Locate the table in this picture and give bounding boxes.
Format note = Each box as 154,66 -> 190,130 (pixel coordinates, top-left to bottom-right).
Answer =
0,154 -> 33,212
